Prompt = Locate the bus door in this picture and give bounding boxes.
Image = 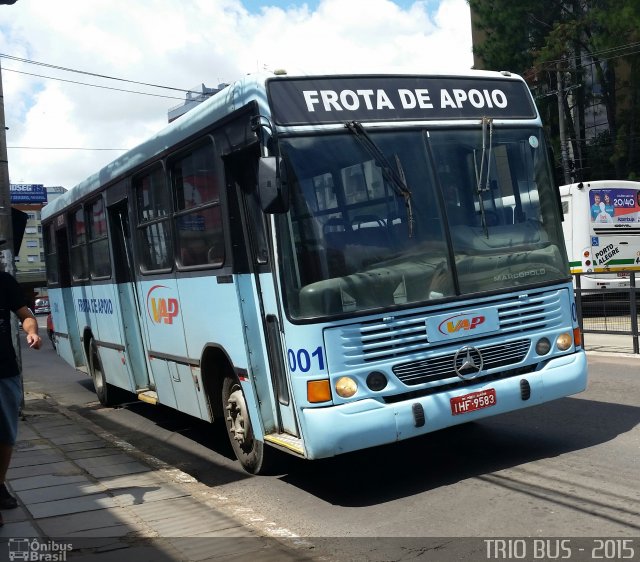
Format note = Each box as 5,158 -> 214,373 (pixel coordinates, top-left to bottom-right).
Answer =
108,200 -> 153,392
54,225 -> 84,367
225,147 -> 299,438
132,166 -> 203,420
560,193 -> 574,261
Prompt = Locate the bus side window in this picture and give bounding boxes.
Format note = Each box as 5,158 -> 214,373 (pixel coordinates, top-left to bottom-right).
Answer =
44,222 -> 59,285
171,140 -> 226,269
70,206 -> 89,282
88,196 -> 112,278
134,167 -> 173,272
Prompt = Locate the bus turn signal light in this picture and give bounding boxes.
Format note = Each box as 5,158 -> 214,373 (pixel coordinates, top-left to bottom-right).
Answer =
307,380 -> 331,403
573,327 -> 582,348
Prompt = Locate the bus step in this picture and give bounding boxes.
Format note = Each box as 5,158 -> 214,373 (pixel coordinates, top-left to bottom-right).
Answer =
264,433 -> 305,456
137,390 -> 158,405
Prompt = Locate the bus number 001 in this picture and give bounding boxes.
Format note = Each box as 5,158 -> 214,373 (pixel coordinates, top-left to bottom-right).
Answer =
288,347 -> 325,373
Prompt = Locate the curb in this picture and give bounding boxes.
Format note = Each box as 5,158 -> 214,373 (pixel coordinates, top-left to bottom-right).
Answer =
20,391 -> 317,556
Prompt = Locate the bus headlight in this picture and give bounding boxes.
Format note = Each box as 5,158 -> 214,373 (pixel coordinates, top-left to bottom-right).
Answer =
535,337 -> 551,355
366,371 -> 388,391
556,332 -> 573,351
335,376 -> 357,398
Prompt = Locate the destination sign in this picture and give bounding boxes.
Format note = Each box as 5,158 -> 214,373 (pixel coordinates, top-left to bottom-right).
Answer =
268,76 -> 537,125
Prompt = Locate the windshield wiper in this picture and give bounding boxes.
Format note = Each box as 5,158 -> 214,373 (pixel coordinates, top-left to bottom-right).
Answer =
474,117 -> 494,238
345,121 -> 414,237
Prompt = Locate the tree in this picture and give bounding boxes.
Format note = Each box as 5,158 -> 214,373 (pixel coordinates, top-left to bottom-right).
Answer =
470,0 -> 640,181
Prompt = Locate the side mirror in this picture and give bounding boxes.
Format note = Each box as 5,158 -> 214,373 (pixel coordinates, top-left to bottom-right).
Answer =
258,156 -> 290,214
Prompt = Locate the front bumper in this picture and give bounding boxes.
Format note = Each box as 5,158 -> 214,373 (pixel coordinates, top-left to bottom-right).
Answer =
300,350 -> 587,459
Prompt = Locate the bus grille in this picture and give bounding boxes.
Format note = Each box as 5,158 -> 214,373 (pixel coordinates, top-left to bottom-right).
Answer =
327,289 -> 566,368
392,339 -> 531,386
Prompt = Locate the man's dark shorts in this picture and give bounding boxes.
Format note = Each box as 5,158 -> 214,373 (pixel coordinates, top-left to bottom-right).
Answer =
0,376 -> 21,445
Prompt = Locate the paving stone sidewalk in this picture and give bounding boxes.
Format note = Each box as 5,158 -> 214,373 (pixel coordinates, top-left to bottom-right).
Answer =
0,394 -> 315,561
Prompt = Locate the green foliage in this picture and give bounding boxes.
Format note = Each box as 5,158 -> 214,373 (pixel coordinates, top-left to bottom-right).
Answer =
470,0 -> 543,72
471,0 -> 640,182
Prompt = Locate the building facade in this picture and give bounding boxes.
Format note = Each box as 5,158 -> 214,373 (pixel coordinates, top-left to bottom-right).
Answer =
11,184 -> 66,300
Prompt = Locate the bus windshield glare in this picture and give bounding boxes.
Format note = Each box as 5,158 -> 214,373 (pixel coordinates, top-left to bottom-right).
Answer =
277,126 -> 569,319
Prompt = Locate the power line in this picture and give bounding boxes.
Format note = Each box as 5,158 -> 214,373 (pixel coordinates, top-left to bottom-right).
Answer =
7,146 -> 129,151
0,53 -> 200,95
2,67 -> 187,100
540,40 -> 640,66
582,47 -> 640,67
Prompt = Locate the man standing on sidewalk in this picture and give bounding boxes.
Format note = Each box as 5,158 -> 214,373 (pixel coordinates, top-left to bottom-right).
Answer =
0,271 -> 41,527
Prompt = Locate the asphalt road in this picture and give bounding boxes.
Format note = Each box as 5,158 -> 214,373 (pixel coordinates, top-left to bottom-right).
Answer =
21,318 -> 640,560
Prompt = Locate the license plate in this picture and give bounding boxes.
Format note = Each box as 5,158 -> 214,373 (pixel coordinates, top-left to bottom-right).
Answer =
450,388 -> 497,415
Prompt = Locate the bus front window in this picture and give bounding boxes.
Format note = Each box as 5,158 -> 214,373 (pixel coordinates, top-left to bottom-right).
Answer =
276,127 -> 569,320
426,128 -> 569,296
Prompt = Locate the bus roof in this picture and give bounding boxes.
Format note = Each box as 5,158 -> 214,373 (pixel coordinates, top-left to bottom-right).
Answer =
42,70 -> 533,222
41,73 -> 274,221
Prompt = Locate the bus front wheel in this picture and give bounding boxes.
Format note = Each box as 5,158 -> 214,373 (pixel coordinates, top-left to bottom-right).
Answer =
222,375 -> 270,475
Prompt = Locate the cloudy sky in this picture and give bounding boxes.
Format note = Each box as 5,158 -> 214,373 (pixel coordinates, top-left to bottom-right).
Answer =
0,0 -> 473,189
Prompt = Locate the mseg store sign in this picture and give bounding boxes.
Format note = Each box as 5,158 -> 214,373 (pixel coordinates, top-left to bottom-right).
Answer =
10,184 -> 47,203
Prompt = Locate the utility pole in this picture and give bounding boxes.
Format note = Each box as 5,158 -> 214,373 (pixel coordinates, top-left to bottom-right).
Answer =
0,58 -> 23,374
568,50 -> 584,182
0,0 -> 18,270
556,66 -> 572,185
0,60 -> 13,273
536,66 -> 581,184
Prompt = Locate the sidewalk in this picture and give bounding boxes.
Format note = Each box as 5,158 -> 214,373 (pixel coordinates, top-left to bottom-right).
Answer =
1,330 -> 635,562
583,332 -> 640,355
0,392 -> 317,562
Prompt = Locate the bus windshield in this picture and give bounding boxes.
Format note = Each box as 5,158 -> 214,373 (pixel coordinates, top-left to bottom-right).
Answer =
276,126 -> 569,320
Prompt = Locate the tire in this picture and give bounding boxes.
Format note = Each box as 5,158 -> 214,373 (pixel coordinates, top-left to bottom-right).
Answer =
88,339 -> 120,407
221,374 -> 272,475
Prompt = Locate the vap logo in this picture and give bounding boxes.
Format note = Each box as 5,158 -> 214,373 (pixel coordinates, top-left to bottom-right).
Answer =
146,285 -> 179,325
438,313 -> 486,335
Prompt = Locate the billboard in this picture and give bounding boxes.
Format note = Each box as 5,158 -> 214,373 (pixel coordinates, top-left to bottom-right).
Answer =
10,183 -> 48,203
589,187 -> 640,225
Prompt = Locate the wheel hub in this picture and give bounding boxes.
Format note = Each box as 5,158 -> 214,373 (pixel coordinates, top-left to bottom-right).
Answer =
226,388 -> 249,445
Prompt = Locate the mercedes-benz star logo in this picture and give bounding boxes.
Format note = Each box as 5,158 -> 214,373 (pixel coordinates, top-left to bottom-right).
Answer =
453,346 -> 484,380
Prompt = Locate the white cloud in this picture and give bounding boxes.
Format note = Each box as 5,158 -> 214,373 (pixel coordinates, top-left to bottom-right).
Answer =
0,0 -> 472,188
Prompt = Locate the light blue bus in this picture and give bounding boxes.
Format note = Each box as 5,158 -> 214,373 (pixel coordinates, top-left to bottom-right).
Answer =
42,71 -> 587,473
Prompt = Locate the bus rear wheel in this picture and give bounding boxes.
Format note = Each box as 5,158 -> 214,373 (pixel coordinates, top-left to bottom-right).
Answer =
89,339 -> 119,407
222,374 -> 271,475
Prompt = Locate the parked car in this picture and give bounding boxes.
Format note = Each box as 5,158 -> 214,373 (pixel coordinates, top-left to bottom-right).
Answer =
46,313 -> 55,349
34,297 -> 50,315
